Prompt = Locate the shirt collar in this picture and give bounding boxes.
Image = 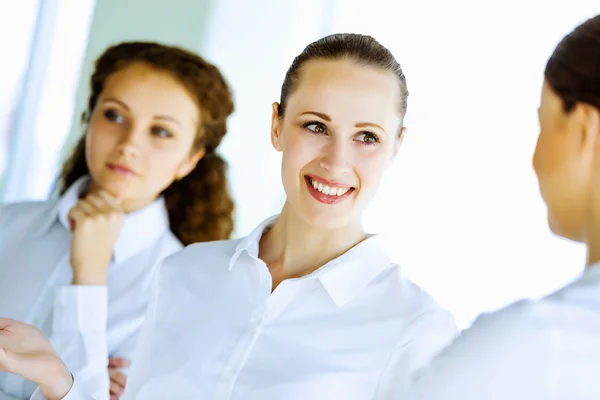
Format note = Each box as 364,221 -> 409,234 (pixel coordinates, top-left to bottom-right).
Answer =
229,215 -> 394,307
43,175 -> 171,264
229,215 -> 278,269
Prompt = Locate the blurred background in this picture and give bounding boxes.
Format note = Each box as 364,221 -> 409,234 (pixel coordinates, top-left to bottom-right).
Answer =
1,0 -> 598,328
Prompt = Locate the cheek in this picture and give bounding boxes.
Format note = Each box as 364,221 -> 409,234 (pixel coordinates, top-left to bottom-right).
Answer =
85,126 -> 115,167
143,151 -> 184,188
281,133 -> 320,177
356,157 -> 387,192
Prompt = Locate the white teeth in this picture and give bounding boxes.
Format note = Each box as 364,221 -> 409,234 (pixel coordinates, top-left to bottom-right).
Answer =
308,177 -> 351,197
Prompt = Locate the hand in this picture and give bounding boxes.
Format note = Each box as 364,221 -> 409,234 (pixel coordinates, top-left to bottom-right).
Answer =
0,318 -> 73,400
108,357 -> 129,399
68,189 -> 125,285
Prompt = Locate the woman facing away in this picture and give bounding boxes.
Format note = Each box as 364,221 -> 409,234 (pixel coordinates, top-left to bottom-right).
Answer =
0,33 -> 457,399
0,41 -> 235,399
402,14 -> 600,400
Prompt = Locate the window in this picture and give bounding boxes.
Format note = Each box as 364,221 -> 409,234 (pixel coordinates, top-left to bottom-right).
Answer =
0,1 -> 40,190
0,0 -> 96,202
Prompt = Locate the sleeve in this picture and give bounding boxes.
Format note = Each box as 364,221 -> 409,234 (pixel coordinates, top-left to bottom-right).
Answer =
47,285 -> 110,400
29,260 -> 166,400
373,308 -> 458,400
30,378 -> 93,400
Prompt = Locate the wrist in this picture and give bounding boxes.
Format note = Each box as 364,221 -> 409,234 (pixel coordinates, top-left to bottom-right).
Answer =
72,270 -> 107,285
40,360 -> 73,400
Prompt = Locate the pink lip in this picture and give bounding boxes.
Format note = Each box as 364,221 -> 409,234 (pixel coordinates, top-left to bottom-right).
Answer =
305,176 -> 355,205
305,174 -> 353,188
107,163 -> 136,176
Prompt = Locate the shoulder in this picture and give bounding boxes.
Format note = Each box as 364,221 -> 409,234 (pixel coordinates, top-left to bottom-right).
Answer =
382,264 -> 456,330
157,238 -> 240,281
0,200 -> 56,228
156,230 -> 184,258
407,296 -> 597,399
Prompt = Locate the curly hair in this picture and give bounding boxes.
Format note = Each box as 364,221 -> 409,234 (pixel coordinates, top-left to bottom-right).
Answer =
58,41 -> 235,244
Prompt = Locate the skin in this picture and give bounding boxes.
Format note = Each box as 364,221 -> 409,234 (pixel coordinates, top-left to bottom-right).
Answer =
0,62 -> 207,398
533,81 -> 600,266
260,58 -> 406,290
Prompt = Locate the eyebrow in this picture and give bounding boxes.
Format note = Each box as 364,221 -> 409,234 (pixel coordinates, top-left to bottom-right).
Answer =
103,97 -> 181,126
300,111 -> 384,131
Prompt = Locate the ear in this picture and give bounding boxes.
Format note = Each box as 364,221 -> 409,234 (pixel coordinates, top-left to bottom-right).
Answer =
388,126 -> 407,167
175,148 -> 206,180
271,102 -> 283,152
574,103 -> 600,158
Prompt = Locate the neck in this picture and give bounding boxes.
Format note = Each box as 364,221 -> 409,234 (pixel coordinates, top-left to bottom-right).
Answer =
258,202 -> 366,281
586,212 -> 600,269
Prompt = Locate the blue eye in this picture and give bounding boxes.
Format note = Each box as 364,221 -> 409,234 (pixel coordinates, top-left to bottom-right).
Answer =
302,121 -> 327,134
151,126 -> 173,138
356,132 -> 379,146
104,109 -> 125,124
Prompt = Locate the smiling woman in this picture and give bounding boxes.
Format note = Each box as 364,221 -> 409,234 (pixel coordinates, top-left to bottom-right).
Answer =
0,34 -> 456,400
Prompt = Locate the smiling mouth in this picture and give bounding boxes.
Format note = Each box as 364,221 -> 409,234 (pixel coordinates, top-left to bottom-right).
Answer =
306,176 -> 353,196
305,176 -> 355,205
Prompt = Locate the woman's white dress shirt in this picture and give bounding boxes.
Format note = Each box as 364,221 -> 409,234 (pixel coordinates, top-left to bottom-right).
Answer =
0,176 -> 182,400
62,215 -> 457,400
405,262 -> 600,400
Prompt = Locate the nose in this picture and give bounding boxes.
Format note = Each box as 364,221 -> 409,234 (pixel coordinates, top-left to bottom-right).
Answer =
117,125 -> 143,159
319,138 -> 351,177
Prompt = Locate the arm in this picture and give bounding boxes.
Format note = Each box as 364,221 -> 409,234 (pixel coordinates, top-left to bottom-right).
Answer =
374,309 -> 458,400
46,285 -> 110,400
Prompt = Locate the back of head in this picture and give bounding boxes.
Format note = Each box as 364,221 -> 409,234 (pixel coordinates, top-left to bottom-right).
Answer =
59,41 -> 235,245
545,15 -> 600,112
279,33 -> 409,122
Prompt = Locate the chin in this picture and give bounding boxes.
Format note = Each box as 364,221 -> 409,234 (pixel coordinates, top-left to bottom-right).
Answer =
548,214 -> 584,243
300,205 -> 358,231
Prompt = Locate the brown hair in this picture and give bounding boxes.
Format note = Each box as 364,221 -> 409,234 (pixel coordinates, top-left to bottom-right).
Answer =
278,33 -> 409,125
58,41 -> 235,245
545,15 -> 600,112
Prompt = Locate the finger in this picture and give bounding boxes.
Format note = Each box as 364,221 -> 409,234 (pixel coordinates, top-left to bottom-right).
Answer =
110,381 -> 124,397
108,357 -> 129,368
67,207 -> 86,231
109,368 -> 127,387
84,193 -> 113,214
71,201 -> 97,218
96,189 -> 123,209
0,318 -> 18,331
77,198 -> 102,215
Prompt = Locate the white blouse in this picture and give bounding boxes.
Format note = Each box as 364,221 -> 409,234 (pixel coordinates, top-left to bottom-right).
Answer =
62,215 -> 457,400
0,176 -> 182,399
405,262 -> 600,400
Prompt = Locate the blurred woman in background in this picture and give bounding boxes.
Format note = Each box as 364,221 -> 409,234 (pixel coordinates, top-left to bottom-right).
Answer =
0,41 -> 235,400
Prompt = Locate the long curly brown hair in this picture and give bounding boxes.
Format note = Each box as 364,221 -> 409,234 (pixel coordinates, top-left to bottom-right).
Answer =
58,41 -> 235,245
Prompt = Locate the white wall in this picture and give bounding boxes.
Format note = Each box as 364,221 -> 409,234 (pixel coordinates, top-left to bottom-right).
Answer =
330,0 -> 596,327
